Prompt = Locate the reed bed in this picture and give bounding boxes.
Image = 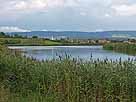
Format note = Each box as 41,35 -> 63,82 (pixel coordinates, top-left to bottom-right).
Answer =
103,43 -> 136,55
0,45 -> 136,102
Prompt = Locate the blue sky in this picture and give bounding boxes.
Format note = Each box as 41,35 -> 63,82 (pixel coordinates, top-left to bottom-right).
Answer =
0,0 -> 136,32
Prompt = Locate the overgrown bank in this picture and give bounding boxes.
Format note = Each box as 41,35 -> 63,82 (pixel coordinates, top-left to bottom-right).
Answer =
0,45 -> 136,102
103,43 -> 136,55
0,32 -> 108,46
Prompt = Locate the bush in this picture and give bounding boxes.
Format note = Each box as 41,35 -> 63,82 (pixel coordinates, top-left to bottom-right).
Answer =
103,43 -> 136,55
32,36 -> 38,39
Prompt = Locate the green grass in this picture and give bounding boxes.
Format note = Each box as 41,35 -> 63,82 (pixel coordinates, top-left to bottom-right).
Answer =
103,43 -> 136,55
0,38 -> 62,46
0,45 -> 136,102
0,37 -> 103,46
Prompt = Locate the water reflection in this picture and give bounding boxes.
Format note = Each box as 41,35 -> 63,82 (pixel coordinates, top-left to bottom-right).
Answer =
9,46 -> 136,61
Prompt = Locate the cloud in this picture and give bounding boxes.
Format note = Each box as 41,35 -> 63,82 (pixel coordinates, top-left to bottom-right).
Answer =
1,0 -> 136,31
0,26 -> 31,32
0,0 -> 135,16
80,12 -> 87,16
41,29 -> 48,31
0,0 -> 123,16
13,0 -> 47,11
112,4 -> 136,16
64,0 -> 79,7
105,13 -> 111,17
0,0 -> 66,15
12,0 -> 65,12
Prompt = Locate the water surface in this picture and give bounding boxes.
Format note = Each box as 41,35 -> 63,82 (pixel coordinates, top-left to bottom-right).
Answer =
9,46 -> 136,61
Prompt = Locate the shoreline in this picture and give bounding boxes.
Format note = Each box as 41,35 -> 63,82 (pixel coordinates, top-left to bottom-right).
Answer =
6,44 -> 103,46
8,45 -> 103,50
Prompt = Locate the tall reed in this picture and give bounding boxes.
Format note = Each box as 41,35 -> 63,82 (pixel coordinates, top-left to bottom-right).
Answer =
0,45 -> 136,102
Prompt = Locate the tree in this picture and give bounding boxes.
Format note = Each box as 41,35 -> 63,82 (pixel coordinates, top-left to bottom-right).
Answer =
14,34 -> 23,38
32,36 -> 38,39
0,32 -> 6,37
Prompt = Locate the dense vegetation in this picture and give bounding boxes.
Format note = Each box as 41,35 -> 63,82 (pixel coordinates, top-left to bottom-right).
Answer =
103,43 -> 136,55
0,32 -> 107,46
0,38 -> 63,46
1,32 -> 136,101
0,32 -> 62,46
0,45 -> 136,102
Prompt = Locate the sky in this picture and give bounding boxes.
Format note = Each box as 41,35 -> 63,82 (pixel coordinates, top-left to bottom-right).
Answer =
0,0 -> 136,32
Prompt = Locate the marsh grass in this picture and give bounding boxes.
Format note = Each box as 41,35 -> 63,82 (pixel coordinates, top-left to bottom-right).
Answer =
0,45 -> 136,102
103,43 -> 136,55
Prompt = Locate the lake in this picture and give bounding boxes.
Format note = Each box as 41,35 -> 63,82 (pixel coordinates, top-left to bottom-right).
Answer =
8,46 -> 136,61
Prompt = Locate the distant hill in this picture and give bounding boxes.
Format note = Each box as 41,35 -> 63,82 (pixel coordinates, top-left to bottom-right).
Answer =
7,31 -> 136,39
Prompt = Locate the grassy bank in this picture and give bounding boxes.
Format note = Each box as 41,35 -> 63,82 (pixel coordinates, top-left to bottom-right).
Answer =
0,45 -> 136,102
0,38 -> 103,46
0,38 -> 63,46
0,32 -> 105,46
103,43 -> 136,55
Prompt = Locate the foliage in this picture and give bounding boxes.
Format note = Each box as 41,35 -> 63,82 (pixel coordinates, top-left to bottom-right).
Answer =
0,38 -> 62,46
13,34 -> 24,38
0,32 -> 10,38
0,33 -> 109,46
103,43 -> 136,55
32,36 -> 38,39
0,45 -> 136,102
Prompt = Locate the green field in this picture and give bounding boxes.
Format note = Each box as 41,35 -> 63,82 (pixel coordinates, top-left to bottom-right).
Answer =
0,32 -> 106,46
0,45 -> 136,102
0,38 -> 100,46
0,38 -> 62,46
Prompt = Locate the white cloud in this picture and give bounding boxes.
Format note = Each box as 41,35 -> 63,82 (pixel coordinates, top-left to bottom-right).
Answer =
41,29 -> 48,31
47,0 -> 65,7
95,29 -> 104,32
80,12 -> 87,16
0,26 -> 31,32
105,13 -> 111,17
12,0 -> 79,12
1,0 -> 136,31
112,4 -> 136,16
12,0 -> 64,12
0,0 -> 65,14
64,0 -> 79,7
0,0 -> 126,16
14,1 -> 46,11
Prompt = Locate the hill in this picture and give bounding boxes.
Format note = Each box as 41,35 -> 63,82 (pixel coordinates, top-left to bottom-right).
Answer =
7,31 -> 136,39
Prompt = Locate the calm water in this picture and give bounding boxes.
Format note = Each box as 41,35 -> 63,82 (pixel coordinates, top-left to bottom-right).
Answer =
8,46 -> 136,61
